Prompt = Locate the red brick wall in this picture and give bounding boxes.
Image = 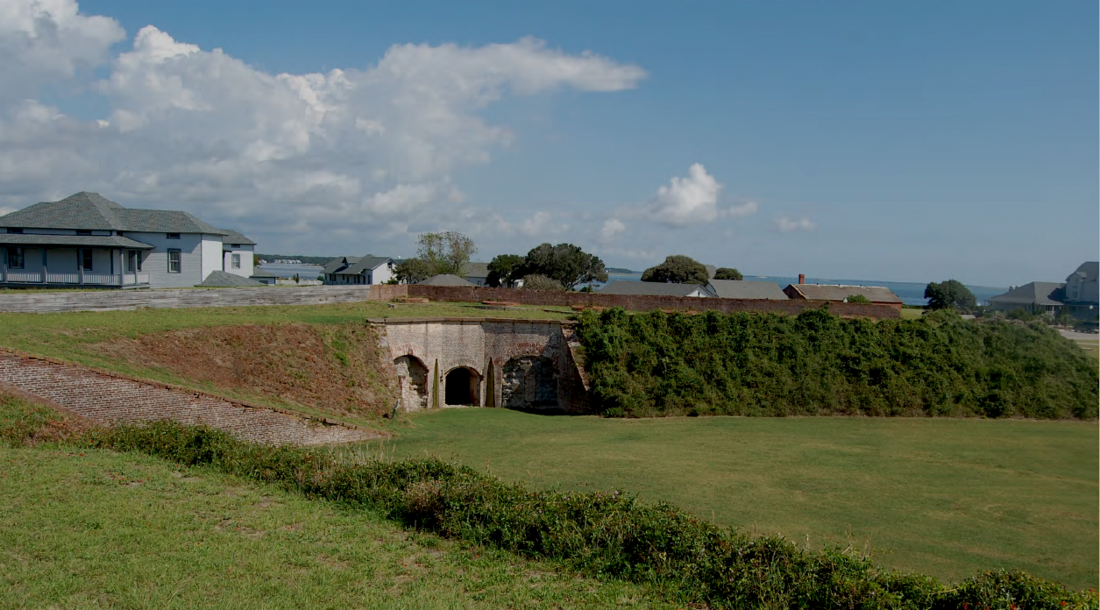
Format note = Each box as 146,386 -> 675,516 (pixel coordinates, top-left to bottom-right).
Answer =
403,285 -> 901,319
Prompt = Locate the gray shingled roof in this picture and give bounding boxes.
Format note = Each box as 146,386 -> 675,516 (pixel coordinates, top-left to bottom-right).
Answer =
785,284 -> 903,304
1068,261 -> 1098,282
219,228 -> 256,246
0,234 -> 154,249
598,281 -> 710,297
322,256 -> 355,275
419,274 -> 474,287
989,282 -> 1065,307
198,271 -> 266,288
706,280 -> 788,300
0,192 -> 228,235
341,255 -> 394,275
463,262 -> 490,279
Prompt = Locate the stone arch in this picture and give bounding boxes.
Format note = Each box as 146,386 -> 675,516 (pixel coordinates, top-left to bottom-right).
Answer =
444,366 -> 481,406
394,355 -> 429,411
502,355 -> 557,410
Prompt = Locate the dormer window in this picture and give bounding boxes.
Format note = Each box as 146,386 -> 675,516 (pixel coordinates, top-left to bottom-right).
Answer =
76,230 -> 92,236
230,244 -> 241,248
166,233 -> 180,239
7,228 -> 22,234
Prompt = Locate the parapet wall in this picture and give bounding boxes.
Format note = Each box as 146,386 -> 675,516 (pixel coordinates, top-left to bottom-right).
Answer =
379,284 -> 901,319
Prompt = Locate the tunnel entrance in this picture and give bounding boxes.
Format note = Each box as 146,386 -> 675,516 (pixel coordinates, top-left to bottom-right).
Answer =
444,367 -> 480,406
394,355 -> 429,410
502,356 -> 557,410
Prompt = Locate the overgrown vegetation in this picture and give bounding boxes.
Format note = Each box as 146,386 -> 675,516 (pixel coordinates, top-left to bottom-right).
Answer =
82,421 -> 1096,609
576,307 -> 1098,419
0,390 -> 85,446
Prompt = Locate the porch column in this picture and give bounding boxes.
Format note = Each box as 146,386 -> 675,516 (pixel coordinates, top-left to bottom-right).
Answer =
43,248 -> 50,284
1,246 -> 7,282
77,248 -> 84,285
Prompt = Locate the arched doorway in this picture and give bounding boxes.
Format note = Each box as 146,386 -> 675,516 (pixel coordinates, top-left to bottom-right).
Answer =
394,355 -> 429,410
444,367 -> 480,406
502,356 -> 557,410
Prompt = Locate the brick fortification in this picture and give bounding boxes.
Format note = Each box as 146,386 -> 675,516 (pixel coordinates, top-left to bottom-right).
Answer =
368,284 -> 901,320
0,349 -> 377,445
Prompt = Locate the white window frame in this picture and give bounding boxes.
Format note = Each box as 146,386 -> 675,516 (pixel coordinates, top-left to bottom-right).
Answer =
167,249 -> 181,273
231,253 -> 241,269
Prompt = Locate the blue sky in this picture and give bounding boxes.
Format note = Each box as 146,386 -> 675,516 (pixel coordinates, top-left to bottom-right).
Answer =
2,0 -> 1096,286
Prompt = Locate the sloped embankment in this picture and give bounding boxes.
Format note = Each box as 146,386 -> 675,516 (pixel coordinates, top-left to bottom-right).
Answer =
97,323 -> 397,419
576,308 -> 1100,419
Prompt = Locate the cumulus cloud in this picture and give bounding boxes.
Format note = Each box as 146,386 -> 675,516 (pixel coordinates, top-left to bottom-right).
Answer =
0,0 -> 125,98
600,218 -> 626,241
773,216 -> 818,232
601,163 -> 757,232
0,0 -> 647,252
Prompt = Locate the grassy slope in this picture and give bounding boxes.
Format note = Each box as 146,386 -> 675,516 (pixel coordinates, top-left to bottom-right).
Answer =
366,408 -> 1099,589
0,302 -> 570,427
0,396 -> 675,610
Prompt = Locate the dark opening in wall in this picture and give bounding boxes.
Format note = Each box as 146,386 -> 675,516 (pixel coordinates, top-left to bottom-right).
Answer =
502,356 -> 557,410
445,367 -> 479,406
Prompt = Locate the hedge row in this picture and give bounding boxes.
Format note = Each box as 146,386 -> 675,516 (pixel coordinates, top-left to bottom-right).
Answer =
86,422 -> 1095,610
575,308 -> 1099,419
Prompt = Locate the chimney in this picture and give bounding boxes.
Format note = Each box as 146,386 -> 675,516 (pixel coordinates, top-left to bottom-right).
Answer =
798,273 -> 805,285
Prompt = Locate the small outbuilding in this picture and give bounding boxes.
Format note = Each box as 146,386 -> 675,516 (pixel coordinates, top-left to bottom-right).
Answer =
706,280 -> 788,300
783,283 -> 903,309
419,274 -> 475,287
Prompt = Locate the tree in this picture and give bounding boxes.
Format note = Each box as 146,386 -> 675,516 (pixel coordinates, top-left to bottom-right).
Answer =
486,254 -> 525,288
641,255 -> 709,284
518,274 -> 566,291
416,231 -> 477,277
845,294 -> 871,303
522,243 -> 608,291
396,231 -> 477,283
714,267 -> 743,281
924,279 -> 976,311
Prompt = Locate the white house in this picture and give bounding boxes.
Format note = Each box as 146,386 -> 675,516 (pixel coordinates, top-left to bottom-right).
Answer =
321,255 -> 396,285
0,192 -> 260,289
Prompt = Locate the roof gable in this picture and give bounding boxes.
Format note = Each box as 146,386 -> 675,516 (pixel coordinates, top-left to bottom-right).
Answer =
341,255 -> 393,274
989,282 -> 1065,307
706,280 -> 788,300
419,273 -> 474,286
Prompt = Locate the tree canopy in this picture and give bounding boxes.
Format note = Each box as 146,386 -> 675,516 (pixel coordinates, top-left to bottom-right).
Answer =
641,255 -> 709,284
714,267 -> 743,281
486,254 -> 526,288
924,280 -> 976,311
522,243 -> 608,291
519,274 -> 566,291
395,231 -> 476,283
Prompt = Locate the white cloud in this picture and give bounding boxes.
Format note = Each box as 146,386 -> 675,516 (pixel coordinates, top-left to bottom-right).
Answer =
773,216 -> 818,232
0,0 -> 125,99
610,163 -> 757,229
0,0 -> 647,250
600,218 -> 626,241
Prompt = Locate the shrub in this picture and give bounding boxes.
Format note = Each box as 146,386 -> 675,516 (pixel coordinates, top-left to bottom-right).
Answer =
575,308 -> 1098,419
82,421 -> 1096,609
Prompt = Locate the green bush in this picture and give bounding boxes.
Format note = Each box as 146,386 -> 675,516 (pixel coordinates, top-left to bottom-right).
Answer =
575,308 -> 1098,419
83,422 -> 1095,609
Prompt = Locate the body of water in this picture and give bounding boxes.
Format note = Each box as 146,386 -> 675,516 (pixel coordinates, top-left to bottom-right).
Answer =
600,273 -> 1005,306
256,263 -> 325,280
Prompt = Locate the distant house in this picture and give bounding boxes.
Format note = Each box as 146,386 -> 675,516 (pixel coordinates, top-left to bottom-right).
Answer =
0,192 -> 259,289
598,281 -> 710,298
248,268 -> 280,285
706,280 -> 788,300
988,282 -> 1066,316
1062,262 -> 1098,318
783,283 -> 903,309
420,274 -> 475,287
321,255 -> 396,285
462,262 -> 490,286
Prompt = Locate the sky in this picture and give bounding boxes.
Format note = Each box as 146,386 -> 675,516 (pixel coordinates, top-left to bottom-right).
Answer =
0,0 -> 1095,286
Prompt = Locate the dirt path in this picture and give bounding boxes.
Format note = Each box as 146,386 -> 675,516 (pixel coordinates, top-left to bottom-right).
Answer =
0,349 -> 380,445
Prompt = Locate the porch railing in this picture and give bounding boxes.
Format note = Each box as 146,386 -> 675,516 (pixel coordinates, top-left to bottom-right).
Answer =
0,271 -> 150,286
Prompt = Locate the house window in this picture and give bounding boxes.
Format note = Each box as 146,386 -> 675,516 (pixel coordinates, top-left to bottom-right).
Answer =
6,247 -> 24,269
167,249 -> 181,273
231,253 -> 241,269
7,228 -> 23,234
76,230 -> 92,236
127,250 -> 143,273
79,249 -> 93,271
166,233 -> 180,240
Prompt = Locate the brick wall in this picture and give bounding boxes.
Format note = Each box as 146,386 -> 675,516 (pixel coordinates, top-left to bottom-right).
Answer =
0,348 -> 377,445
403,285 -> 901,319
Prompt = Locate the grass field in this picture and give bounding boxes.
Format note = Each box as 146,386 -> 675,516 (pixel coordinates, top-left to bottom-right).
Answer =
0,395 -> 675,610
358,408 -> 1099,589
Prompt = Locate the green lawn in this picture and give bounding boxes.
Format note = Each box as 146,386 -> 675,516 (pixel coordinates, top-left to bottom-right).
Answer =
358,408 -> 1099,589
0,442 -> 673,608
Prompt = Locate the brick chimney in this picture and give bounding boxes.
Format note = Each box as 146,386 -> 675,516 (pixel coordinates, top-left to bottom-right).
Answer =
798,273 -> 805,284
